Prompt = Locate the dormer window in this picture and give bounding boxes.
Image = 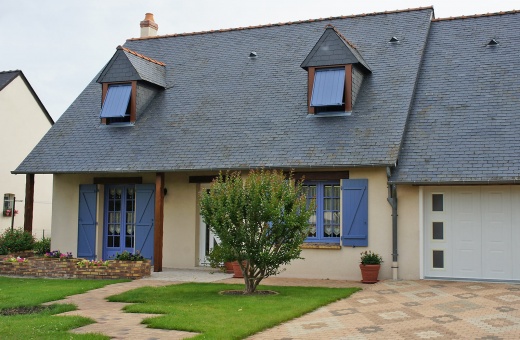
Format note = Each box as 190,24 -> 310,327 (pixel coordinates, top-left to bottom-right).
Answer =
100,82 -> 136,125
301,25 -> 371,115
96,45 -> 166,126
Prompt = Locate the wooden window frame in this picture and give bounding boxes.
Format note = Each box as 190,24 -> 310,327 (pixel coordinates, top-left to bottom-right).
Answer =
302,180 -> 341,243
307,64 -> 352,114
101,81 -> 137,124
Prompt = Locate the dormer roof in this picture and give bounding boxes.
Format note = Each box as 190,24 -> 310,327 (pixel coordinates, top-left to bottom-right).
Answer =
97,46 -> 166,88
301,25 -> 371,72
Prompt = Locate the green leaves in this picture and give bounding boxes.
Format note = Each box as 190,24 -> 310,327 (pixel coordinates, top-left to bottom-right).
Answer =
200,170 -> 313,293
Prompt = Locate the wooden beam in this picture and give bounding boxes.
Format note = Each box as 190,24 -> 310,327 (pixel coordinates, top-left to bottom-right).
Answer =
188,175 -> 217,183
130,81 -> 137,123
154,172 -> 165,272
307,67 -> 315,114
93,177 -> 142,185
101,83 -> 108,125
292,171 -> 349,182
345,64 -> 352,112
23,174 -> 35,234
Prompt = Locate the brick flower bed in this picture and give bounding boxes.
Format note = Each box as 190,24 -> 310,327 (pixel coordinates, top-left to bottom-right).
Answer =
0,257 -> 151,280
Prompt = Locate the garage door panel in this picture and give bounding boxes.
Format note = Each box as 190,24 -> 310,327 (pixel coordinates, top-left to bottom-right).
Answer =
452,188 -> 481,278
512,187 -> 520,280
424,186 -> 519,281
482,187 -> 511,279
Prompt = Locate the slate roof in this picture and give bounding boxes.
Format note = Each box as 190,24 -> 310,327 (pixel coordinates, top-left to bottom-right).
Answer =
97,46 -> 167,88
390,11 -> 520,184
0,70 -> 20,91
0,70 -> 54,125
15,8 -> 433,174
300,25 -> 371,72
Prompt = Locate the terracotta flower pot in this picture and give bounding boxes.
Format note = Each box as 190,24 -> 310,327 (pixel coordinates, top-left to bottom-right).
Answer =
359,264 -> 380,284
224,261 -> 234,274
232,261 -> 244,278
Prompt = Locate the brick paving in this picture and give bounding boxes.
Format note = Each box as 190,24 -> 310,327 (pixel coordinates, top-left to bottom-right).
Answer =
43,270 -> 520,339
247,279 -> 520,340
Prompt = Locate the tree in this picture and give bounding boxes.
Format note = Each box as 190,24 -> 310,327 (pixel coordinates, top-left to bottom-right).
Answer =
200,169 -> 312,294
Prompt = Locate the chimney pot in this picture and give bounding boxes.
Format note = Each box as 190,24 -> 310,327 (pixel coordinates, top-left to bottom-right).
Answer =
140,13 -> 158,38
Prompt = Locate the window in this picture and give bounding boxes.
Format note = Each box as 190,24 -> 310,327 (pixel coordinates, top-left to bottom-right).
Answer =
432,194 -> 443,211
307,65 -> 352,114
432,250 -> 444,269
432,222 -> 444,240
302,181 -> 341,243
311,68 -> 345,107
100,83 -> 136,125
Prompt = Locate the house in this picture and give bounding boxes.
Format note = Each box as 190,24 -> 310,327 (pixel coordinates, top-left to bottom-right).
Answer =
15,8 -> 520,281
0,70 -> 54,239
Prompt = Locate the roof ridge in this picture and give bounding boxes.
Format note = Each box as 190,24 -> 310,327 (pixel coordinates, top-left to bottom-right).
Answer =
0,70 -> 21,74
433,9 -> 520,22
118,46 -> 166,66
127,6 -> 434,41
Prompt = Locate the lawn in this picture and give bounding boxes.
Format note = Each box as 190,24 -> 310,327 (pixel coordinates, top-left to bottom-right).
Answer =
109,282 -> 360,339
0,276 -> 126,339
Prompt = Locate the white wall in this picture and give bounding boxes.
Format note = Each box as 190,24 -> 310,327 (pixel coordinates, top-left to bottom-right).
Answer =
0,75 -> 53,239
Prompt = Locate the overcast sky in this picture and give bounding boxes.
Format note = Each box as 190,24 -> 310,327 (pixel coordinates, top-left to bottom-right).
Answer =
1,0 -> 518,121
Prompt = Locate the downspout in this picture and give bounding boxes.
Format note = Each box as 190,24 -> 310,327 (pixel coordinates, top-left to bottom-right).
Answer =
386,167 -> 398,280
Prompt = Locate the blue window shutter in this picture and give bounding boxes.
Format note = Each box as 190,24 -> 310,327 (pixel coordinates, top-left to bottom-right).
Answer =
78,184 -> 97,260
135,184 -> 155,260
341,179 -> 368,247
99,85 -> 132,118
310,68 -> 345,107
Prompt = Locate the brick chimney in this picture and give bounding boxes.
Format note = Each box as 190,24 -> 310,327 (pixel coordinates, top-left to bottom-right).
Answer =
140,13 -> 158,38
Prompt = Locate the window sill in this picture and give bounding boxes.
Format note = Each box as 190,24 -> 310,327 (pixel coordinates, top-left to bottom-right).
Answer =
307,111 -> 351,118
301,243 -> 341,250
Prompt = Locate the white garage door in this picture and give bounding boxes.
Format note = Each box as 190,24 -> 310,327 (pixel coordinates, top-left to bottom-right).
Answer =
424,186 -> 520,281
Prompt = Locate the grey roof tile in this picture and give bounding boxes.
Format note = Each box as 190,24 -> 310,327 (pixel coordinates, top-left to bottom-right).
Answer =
15,8 -> 433,174
391,12 -> 520,184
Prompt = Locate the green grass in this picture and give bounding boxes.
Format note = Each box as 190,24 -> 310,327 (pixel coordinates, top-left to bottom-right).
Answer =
0,277 -> 127,339
108,282 -> 360,339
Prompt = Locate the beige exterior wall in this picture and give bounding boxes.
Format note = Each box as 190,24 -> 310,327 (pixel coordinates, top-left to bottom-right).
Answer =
396,185 -> 421,280
278,168 -> 394,280
50,169 -> 423,280
0,75 -> 53,239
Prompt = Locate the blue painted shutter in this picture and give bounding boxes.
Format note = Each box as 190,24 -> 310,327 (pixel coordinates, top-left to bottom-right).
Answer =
99,85 -> 132,118
135,184 -> 155,260
341,179 -> 368,247
310,68 -> 345,107
78,184 -> 97,260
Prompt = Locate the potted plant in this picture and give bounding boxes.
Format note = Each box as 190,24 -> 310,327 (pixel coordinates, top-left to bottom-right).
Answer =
359,250 -> 383,283
206,244 -> 234,274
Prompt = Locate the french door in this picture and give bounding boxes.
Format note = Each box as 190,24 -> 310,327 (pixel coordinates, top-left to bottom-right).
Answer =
104,185 -> 136,259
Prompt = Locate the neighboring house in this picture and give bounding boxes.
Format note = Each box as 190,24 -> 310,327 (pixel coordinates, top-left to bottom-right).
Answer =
0,70 -> 54,239
14,8 -> 520,282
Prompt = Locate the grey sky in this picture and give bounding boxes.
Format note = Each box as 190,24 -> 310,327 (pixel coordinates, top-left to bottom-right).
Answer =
1,0 -> 518,121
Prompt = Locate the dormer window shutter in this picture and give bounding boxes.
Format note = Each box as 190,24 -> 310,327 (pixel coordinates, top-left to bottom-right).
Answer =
310,68 -> 345,107
100,84 -> 132,118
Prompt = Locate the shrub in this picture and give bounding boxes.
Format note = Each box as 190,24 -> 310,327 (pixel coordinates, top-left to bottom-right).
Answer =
114,250 -> 144,261
206,243 -> 234,271
200,170 -> 313,294
0,228 -> 35,255
33,237 -> 51,255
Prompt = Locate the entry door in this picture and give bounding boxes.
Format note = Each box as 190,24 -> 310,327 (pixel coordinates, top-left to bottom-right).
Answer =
199,186 -> 219,266
199,214 -> 219,266
104,185 -> 136,259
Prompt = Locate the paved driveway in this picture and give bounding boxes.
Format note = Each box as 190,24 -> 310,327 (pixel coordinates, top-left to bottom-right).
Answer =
248,279 -> 520,339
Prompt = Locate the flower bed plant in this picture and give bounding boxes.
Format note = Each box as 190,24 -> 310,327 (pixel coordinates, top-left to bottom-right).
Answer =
44,250 -> 73,259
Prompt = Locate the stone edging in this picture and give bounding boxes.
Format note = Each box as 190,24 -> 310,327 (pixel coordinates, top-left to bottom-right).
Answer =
0,257 -> 151,280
